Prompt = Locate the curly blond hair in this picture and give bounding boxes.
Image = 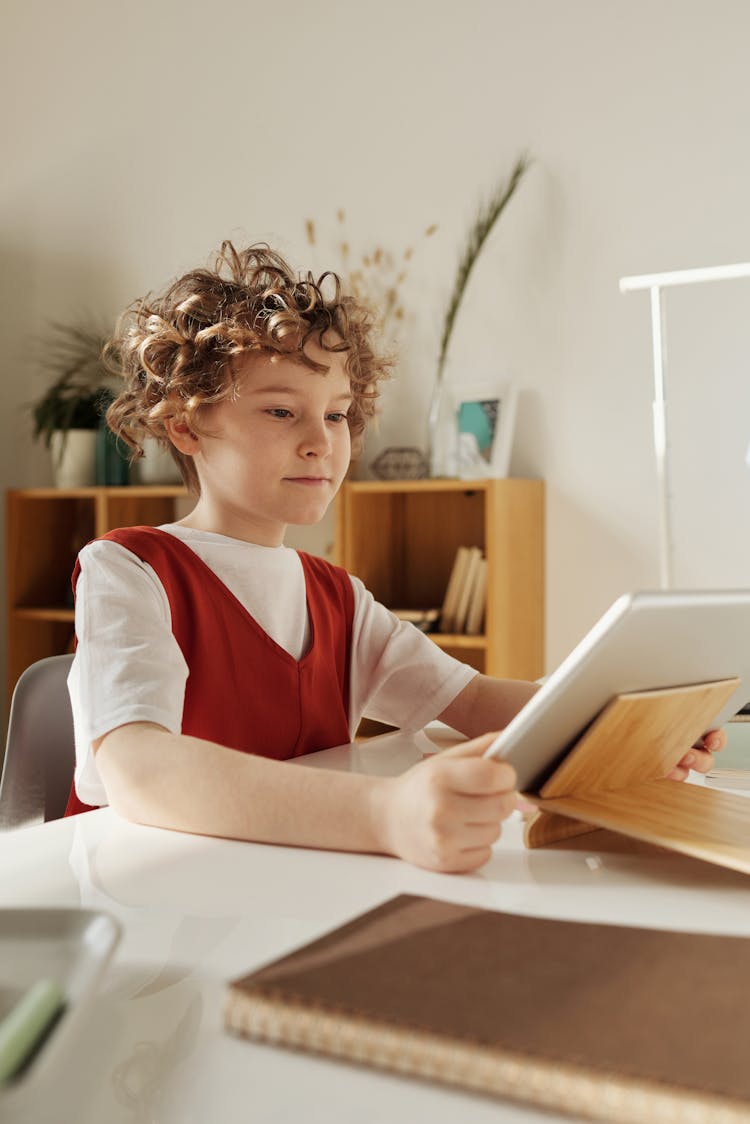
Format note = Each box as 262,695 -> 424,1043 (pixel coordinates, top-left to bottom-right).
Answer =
105,241 -> 392,493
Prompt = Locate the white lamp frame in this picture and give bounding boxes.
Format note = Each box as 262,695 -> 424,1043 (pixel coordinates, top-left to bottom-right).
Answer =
620,261 -> 750,589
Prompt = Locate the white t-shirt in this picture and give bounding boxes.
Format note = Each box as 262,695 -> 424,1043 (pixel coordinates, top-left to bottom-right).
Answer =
69,524 -> 477,806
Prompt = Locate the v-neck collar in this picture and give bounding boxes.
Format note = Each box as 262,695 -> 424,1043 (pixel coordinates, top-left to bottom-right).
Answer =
153,527 -> 316,668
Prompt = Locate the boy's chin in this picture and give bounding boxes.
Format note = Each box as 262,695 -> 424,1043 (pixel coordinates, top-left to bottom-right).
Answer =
288,503 -> 333,527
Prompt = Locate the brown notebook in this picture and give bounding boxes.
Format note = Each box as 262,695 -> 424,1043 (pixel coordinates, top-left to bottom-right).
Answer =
225,894 -> 750,1123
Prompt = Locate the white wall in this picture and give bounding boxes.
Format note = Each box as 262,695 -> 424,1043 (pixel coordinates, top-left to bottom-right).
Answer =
3,0 -> 750,698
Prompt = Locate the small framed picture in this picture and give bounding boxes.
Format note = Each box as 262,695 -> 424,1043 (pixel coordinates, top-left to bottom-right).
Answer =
450,382 -> 517,479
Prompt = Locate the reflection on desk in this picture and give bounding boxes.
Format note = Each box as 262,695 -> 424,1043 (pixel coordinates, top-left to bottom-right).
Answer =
2,728 -> 749,1124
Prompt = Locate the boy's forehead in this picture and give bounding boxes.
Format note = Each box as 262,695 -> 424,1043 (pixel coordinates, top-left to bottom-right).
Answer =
235,347 -> 351,392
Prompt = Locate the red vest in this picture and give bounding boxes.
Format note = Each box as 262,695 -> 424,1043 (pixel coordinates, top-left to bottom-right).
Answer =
65,527 -> 354,816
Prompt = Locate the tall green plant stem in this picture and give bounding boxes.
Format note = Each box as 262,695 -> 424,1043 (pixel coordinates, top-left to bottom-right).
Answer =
435,153 -> 530,386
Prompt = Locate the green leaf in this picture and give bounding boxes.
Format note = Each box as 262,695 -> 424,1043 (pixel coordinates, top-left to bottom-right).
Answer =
30,320 -> 116,446
436,152 -> 531,383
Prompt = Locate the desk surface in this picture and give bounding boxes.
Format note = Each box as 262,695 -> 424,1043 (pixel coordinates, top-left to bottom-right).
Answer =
3,730 -> 750,1124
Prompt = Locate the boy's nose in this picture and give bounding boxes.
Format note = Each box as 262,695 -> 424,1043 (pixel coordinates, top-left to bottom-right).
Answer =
299,420 -> 331,457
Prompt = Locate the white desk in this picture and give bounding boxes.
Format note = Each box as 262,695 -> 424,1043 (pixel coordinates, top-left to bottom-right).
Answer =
3,730 -> 750,1124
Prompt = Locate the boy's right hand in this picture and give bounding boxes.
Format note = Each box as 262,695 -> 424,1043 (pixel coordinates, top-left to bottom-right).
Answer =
376,732 -> 517,874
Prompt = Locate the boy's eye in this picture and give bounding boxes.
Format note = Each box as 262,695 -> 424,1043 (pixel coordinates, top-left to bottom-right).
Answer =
265,408 -> 348,422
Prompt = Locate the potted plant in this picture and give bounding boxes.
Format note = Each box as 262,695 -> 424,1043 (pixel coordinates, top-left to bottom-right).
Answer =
31,322 -> 118,487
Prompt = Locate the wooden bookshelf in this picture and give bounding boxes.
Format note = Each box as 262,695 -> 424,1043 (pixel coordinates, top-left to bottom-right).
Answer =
6,486 -> 188,702
334,478 -> 544,680
6,478 -> 545,706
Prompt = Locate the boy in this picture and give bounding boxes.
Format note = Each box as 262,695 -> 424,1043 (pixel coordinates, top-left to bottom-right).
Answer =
67,242 -> 722,872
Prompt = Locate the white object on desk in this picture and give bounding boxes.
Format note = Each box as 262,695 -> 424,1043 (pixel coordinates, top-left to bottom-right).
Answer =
0,909 -> 119,1111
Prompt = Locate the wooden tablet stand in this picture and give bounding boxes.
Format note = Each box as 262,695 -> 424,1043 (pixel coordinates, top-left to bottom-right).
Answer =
523,678 -> 750,875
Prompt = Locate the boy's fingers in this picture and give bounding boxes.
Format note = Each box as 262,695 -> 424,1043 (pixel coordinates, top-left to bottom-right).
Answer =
437,847 -> 493,874
460,822 -> 504,848
441,732 -> 500,758
695,728 -> 726,753
434,732 -> 516,794
437,756 -> 516,796
451,791 -> 518,824
677,747 -> 714,774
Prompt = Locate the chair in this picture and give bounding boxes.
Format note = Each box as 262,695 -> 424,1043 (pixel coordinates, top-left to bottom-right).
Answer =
0,654 -> 75,830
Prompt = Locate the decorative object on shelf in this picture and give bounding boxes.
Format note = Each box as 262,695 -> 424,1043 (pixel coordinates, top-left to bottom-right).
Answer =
31,321 -> 119,488
95,389 -> 129,486
427,153 -> 530,477
370,447 -> 428,480
451,381 -> 518,479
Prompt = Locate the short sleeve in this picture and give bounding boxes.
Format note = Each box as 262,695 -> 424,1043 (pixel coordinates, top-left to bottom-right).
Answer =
69,539 -> 189,806
347,575 -> 477,733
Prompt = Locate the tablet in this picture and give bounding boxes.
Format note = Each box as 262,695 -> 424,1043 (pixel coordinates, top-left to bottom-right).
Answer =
484,590 -> 750,792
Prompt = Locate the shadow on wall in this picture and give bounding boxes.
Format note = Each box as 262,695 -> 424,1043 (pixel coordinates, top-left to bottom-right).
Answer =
510,388 -> 550,480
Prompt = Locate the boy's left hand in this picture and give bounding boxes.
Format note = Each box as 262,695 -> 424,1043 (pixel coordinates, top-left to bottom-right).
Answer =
667,728 -> 726,781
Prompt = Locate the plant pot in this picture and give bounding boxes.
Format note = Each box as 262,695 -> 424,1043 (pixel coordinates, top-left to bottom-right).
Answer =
135,438 -> 183,485
49,429 -> 98,488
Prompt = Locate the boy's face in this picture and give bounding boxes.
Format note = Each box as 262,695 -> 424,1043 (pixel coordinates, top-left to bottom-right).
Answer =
172,337 -> 353,546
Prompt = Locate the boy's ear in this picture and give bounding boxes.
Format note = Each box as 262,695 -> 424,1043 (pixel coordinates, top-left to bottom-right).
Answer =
164,417 -> 200,456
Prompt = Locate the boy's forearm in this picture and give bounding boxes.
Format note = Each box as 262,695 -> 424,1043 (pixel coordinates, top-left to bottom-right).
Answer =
96,723 -> 393,854
438,673 -> 539,739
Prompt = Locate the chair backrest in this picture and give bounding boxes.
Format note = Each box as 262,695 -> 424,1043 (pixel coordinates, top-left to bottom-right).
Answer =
0,654 -> 75,831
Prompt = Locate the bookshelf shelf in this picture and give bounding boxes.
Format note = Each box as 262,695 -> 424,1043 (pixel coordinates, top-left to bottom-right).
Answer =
12,608 -> 76,622
6,485 -> 189,703
335,477 -> 544,679
431,634 -> 488,650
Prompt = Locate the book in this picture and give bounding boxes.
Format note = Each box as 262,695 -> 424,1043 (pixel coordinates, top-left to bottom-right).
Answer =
439,546 -> 471,633
465,556 -> 487,635
452,547 -> 482,634
225,894 -> 750,1123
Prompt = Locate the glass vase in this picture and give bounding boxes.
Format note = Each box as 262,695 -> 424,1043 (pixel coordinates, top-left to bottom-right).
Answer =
426,380 -> 457,478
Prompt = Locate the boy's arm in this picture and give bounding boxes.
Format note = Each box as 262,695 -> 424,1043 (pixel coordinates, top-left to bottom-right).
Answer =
94,722 -> 517,873
437,673 -> 539,738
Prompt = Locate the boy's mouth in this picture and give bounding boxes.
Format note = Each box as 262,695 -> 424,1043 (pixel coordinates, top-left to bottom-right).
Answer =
284,476 -> 330,485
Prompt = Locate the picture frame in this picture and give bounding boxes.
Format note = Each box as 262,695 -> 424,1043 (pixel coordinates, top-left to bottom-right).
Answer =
450,382 -> 517,479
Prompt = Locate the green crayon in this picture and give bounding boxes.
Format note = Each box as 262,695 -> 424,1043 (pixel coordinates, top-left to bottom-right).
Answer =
0,979 -> 66,1083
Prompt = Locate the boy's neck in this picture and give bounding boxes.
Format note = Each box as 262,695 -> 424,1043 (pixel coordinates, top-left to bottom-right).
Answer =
176,502 -> 287,548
